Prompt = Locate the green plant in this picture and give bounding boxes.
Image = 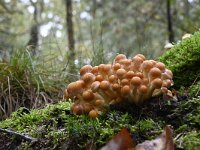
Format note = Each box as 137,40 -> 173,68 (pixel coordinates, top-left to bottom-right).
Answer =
0,48 -> 71,120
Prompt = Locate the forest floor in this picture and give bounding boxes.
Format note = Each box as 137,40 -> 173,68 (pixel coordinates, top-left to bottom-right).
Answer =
1,90 -> 199,150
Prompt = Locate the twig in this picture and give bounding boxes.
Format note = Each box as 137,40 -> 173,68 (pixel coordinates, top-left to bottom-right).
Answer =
0,128 -> 38,143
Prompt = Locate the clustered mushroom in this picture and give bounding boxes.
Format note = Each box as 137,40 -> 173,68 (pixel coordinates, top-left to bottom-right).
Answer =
64,54 -> 173,118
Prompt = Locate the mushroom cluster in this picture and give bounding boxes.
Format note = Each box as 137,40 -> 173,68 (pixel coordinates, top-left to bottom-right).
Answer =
64,54 -> 173,118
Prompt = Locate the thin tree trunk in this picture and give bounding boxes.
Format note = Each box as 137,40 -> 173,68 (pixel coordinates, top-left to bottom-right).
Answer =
65,0 -> 77,78
65,0 -> 75,59
27,0 -> 39,55
166,0 -> 174,43
92,0 -> 97,18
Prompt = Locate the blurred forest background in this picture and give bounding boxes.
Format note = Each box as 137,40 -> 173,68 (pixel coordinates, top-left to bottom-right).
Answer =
0,0 -> 200,119
1,0 -> 200,64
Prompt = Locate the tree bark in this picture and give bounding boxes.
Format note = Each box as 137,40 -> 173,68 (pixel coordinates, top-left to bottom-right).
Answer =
65,0 -> 75,59
92,0 -> 97,18
166,0 -> 174,43
27,0 -> 40,55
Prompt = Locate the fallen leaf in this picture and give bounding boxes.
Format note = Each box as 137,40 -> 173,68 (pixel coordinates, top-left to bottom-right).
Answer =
135,125 -> 174,150
100,128 -> 133,150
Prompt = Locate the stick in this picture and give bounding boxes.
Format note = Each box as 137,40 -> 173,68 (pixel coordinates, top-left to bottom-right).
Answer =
0,128 -> 38,143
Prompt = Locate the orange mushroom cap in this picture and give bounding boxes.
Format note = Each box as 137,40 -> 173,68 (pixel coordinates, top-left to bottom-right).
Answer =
125,71 -> 135,79
114,54 -> 126,63
81,73 -> 95,83
95,99 -> 105,107
120,59 -> 132,67
67,80 -> 84,95
132,56 -> 144,67
137,85 -> 148,94
83,103 -> 93,113
89,109 -> 99,118
142,78 -> 149,85
135,54 -> 146,60
80,65 -> 93,76
109,75 -> 117,83
116,68 -> 127,78
98,64 -> 106,72
121,85 -> 130,95
148,67 -> 162,80
112,83 -> 120,91
131,76 -> 142,86
91,66 -> 99,75
82,90 -> 94,101
141,60 -> 154,72
100,80 -> 110,90
136,72 -> 144,79
162,79 -> 173,87
155,62 -> 166,72
151,78 -> 163,89
103,64 -> 112,73
72,104 -> 83,115
91,81 -> 100,92
165,69 -> 173,78
121,79 -> 129,86
95,75 -> 104,82
113,63 -> 121,71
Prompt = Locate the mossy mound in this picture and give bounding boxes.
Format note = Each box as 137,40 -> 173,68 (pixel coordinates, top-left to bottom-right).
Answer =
159,31 -> 200,89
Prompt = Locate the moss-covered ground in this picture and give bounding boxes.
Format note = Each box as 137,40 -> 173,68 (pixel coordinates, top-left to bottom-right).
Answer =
0,31 -> 200,149
0,93 -> 200,149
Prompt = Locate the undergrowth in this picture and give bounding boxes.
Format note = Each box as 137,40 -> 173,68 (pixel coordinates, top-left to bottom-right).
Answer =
0,49 -> 71,120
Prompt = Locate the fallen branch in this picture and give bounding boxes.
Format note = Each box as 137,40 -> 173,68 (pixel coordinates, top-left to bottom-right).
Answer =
0,128 -> 38,143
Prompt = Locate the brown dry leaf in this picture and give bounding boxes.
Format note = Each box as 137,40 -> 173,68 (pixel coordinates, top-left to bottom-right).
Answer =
100,128 -> 133,150
135,125 -> 174,150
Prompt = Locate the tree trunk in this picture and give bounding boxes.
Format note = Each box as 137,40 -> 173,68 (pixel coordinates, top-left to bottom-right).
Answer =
92,0 -> 97,18
27,0 -> 40,55
65,0 -> 77,78
27,24 -> 38,55
65,0 -> 75,59
166,0 -> 174,43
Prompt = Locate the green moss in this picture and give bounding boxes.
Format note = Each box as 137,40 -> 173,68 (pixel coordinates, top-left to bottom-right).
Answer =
0,101 -> 71,132
1,96 -> 200,149
170,96 -> 200,129
182,131 -> 200,150
0,101 -> 165,149
159,31 -> 200,89
189,80 -> 200,96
